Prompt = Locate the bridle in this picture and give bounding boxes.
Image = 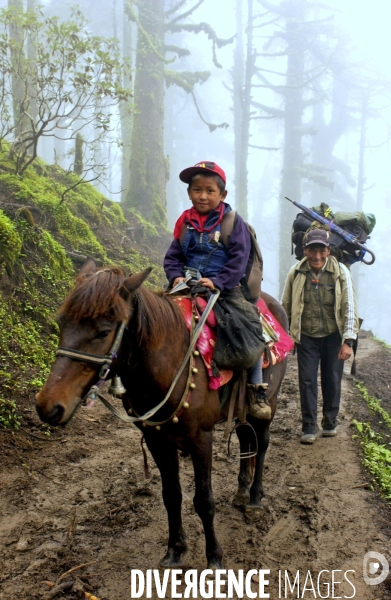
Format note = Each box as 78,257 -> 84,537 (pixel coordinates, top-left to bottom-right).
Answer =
56,321 -> 127,401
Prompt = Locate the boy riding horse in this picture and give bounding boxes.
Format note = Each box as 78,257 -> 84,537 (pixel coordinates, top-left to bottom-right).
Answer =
163,161 -> 269,419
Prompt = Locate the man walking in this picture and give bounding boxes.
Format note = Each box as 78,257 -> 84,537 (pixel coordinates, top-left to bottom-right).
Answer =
281,228 -> 359,443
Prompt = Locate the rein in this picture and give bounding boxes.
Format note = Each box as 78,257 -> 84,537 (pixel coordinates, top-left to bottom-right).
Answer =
94,288 -> 220,425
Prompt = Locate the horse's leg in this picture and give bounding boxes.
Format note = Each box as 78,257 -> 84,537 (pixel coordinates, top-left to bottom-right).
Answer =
144,434 -> 187,567
190,430 -> 223,569
233,425 -> 252,508
248,419 -> 271,508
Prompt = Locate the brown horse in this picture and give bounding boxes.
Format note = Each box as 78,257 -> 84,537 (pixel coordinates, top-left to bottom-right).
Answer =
35,259 -> 288,569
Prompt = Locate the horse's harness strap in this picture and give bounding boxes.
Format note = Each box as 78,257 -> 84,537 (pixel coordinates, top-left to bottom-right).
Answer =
56,322 -> 127,368
55,322 -> 127,407
56,348 -> 114,365
89,289 -> 220,425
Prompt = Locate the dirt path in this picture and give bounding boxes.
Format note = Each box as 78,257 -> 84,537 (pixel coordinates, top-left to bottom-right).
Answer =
0,335 -> 390,600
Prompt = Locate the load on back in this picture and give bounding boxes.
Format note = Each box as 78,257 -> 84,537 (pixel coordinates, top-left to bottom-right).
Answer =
287,197 -> 376,266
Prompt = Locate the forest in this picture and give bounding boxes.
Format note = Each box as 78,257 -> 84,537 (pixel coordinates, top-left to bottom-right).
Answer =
1,0 -> 389,341
1,3 -> 391,599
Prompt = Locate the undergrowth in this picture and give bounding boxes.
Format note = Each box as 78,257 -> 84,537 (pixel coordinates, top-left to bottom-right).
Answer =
0,398 -> 21,430
372,335 -> 391,352
356,381 -> 391,430
353,381 -> 391,501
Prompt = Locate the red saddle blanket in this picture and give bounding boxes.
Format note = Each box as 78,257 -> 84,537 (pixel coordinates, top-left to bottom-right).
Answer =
173,296 -> 294,390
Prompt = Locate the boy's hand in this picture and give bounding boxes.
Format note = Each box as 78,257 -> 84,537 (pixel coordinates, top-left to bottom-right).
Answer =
197,277 -> 215,290
172,277 -> 185,288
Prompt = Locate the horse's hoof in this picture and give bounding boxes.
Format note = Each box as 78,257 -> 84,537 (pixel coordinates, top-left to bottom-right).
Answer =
232,491 -> 250,508
245,503 -> 265,514
207,559 -> 223,570
160,549 -> 183,568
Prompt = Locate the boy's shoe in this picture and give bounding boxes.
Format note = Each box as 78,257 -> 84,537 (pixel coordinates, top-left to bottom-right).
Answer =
322,427 -> 338,437
300,432 -> 317,444
247,384 -> 271,420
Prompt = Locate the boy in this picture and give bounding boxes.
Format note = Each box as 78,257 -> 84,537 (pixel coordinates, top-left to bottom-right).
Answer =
164,161 -> 269,419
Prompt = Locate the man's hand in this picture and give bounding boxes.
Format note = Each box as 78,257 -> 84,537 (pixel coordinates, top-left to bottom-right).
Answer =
338,343 -> 353,361
197,277 -> 215,290
172,277 -> 185,288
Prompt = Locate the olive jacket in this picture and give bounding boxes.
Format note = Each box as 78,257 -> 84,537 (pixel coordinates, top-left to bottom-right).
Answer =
281,256 -> 359,344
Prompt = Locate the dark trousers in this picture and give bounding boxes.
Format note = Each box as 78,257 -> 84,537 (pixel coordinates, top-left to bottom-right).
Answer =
296,331 -> 344,434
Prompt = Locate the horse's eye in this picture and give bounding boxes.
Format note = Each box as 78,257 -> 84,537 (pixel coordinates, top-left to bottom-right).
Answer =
96,330 -> 111,340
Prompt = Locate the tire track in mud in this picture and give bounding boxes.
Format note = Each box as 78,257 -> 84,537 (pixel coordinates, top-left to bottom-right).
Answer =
0,340 -> 390,599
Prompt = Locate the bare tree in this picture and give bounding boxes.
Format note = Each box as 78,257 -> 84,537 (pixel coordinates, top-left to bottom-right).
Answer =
124,0 -> 232,225
0,5 -> 130,198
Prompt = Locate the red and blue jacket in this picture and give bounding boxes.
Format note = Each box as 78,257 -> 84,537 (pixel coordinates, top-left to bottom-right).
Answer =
164,203 -> 251,293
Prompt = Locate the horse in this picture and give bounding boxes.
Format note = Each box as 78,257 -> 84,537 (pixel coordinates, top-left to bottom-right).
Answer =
35,259 -> 288,569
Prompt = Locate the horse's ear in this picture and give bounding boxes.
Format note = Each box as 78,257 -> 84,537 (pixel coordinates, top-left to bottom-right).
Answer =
78,257 -> 98,275
123,267 -> 152,295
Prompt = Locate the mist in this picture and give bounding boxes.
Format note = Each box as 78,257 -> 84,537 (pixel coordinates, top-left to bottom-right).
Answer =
1,0 -> 390,343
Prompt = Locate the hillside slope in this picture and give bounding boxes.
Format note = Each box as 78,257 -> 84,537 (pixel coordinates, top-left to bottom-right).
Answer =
0,152 -> 168,430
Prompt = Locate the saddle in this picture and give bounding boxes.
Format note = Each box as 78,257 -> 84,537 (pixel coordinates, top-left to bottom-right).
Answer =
173,294 -> 293,390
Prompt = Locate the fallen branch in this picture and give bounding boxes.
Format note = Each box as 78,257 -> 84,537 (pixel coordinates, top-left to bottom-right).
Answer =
66,508 -> 77,545
20,428 -> 63,442
57,560 -> 97,583
43,580 -> 74,600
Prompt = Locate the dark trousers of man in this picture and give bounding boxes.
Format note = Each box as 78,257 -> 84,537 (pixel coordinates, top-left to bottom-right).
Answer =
296,331 -> 344,434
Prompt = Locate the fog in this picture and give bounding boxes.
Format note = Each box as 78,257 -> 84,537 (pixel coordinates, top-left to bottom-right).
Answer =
1,0 -> 390,344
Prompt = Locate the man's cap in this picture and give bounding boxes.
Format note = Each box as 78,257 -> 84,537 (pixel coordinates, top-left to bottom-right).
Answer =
179,161 -> 226,184
303,229 -> 330,247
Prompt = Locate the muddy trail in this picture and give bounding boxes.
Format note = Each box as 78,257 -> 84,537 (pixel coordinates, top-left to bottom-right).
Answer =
0,333 -> 390,600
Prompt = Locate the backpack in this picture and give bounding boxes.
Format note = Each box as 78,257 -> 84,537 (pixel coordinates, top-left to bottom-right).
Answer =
180,210 -> 263,301
291,205 -> 376,266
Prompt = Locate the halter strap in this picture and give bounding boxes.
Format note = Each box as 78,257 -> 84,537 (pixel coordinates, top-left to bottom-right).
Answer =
56,322 -> 126,368
55,349 -> 113,365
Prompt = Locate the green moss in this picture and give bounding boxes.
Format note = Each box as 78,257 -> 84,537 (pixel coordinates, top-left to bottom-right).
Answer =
0,150 -> 166,426
151,199 -> 167,228
128,207 -> 158,236
0,209 -> 22,268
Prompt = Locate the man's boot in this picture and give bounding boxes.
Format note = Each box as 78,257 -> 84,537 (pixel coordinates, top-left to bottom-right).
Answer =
247,383 -> 271,420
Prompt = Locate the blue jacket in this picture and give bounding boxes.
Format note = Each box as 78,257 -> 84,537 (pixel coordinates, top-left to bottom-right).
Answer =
164,203 -> 251,292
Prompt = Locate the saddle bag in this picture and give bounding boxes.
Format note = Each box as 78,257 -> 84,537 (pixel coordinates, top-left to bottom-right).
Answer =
212,293 -> 265,371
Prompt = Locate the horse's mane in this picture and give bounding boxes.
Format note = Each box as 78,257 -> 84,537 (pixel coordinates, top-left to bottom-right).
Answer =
58,266 -> 185,347
134,286 -> 185,347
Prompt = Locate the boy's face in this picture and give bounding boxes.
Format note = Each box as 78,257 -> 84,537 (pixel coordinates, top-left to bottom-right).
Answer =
187,176 -> 227,214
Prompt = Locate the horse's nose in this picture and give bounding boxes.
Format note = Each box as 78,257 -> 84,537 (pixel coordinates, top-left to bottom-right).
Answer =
36,402 -> 65,426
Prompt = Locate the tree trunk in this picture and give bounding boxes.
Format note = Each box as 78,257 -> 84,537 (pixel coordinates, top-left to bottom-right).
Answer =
74,134 -> 83,175
125,0 -> 167,226
8,0 -> 29,140
356,92 -> 368,212
310,65 -> 351,209
278,6 -> 305,296
234,0 -> 253,221
233,0 -> 244,213
26,0 -> 38,132
120,0 -> 135,202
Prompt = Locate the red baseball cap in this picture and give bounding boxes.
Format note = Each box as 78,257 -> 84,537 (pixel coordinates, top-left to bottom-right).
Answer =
179,161 -> 226,184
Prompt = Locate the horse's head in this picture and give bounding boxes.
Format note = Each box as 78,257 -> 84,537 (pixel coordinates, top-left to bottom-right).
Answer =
35,258 -> 152,426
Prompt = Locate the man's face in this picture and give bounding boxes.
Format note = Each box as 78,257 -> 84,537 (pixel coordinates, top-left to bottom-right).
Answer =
303,244 -> 330,272
187,176 -> 227,214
